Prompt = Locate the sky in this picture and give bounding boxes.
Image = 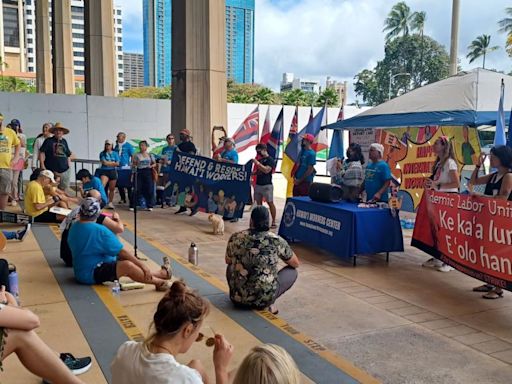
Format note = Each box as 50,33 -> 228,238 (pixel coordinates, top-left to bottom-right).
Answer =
117,0 -> 512,101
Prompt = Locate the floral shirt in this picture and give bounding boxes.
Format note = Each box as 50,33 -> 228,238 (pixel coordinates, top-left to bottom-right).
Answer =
226,230 -> 293,308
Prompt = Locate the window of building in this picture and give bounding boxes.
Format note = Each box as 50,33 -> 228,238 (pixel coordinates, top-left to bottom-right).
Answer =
117,37 -> 122,42
3,6 -> 20,47
72,23 -> 82,29
27,19 -> 32,25
26,0 -> 31,5
73,42 -> 84,48
26,9 -> 32,15
75,70 -> 84,76
75,51 -> 84,57
117,46 -> 122,51
27,38 -> 34,44
71,6 -> 83,13
117,19 -> 121,24
28,48 -> 33,53
72,33 -> 84,39
118,64 -> 123,69
117,10 -> 121,15
27,29 -> 32,35
28,57 -> 33,63
74,60 -> 83,66
117,28 -> 122,33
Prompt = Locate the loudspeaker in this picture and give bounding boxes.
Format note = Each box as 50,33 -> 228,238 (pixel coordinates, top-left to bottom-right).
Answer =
308,183 -> 343,203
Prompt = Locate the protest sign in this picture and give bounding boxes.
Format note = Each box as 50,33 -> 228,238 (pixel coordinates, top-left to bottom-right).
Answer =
168,152 -> 252,219
412,190 -> 512,291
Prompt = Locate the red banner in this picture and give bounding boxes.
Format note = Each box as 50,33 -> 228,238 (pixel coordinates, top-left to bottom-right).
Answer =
412,190 -> 512,291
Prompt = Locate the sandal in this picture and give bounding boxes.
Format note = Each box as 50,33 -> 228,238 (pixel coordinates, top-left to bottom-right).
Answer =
267,305 -> 279,315
482,289 -> 504,300
473,284 -> 494,292
155,280 -> 173,292
161,257 -> 172,279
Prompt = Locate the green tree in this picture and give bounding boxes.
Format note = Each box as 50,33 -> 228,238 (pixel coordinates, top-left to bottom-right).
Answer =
383,2 -> 412,42
0,76 -> 34,93
120,86 -> 171,99
498,7 -> 512,55
354,34 -> 449,105
280,89 -> 309,106
316,87 -> 339,107
411,11 -> 427,82
466,34 -> 499,69
253,87 -> 276,104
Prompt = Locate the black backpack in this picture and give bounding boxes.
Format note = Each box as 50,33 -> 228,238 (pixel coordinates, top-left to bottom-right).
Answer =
0,259 -> 10,291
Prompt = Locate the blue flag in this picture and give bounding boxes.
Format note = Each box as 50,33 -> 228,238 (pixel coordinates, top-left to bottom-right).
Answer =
494,80 -> 506,146
284,107 -> 325,163
328,129 -> 344,160
267,107 -> 284,162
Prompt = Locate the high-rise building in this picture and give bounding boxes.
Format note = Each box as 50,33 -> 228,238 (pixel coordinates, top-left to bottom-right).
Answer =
225,0 -> 254,84
326,77 -> 348,106
24,0 -> 124,93
143,0 -> 171,87
0,0 -> 26,72
143,0 -> 254,86
123,52 -> 144,90
280,73 -> 320,94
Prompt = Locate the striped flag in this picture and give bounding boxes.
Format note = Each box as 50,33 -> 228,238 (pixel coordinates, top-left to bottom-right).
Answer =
289,105 -> 299,136
267,107 -> 284,162
495,79 -> 506,146
328,106 -> 345,159
260,107 -> 271,144
312,106 -> 329,154
233,106 -> 259,153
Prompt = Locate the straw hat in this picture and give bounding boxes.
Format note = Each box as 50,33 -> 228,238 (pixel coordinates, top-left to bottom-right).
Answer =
49,122 -> 70,135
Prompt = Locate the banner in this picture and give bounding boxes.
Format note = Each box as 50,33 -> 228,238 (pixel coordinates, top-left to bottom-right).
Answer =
350,125 -> 481,211
168,152 -> 252,219
412,190 -> 512,291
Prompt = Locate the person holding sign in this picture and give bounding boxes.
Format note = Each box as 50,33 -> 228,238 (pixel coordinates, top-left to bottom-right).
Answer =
216,138 -> 239,164
178,129 -> 197,155
293,134 -> 316,197
364,143 -> 391,202
423,135 -> 460,272
469,145 -> 512,299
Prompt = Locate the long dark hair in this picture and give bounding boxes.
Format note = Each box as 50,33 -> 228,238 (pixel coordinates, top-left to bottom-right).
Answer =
346,143 -> 365,164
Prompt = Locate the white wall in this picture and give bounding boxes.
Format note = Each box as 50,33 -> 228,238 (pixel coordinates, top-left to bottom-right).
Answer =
0,92 -> 367,177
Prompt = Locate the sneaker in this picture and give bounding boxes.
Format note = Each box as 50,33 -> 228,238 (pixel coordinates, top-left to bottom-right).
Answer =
175,207 -> 187,214
107,202 -> 115,210
437,264 -> 454,273
147,207 -> 153,212
422,258 -> 442,268
60,353 -> 92,375
16,223 -> 31,242
10,200 -> 17,207
230,218 -> 239,223
129,207 -> 134,211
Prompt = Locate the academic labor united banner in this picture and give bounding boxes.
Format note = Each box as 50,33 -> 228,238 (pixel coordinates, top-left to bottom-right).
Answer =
412,190 -> 512,291
168,152 -> 252,219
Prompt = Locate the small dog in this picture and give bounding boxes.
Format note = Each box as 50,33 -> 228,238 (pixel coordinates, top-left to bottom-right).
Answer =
208,214 -> 224,235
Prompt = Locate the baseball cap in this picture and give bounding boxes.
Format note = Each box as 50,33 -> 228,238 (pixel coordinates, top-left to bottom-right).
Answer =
105,139 -> 114,145
369,143 -> 384,157
10,119 -> 20,127
180,129 -> 191,136
40,170 -> 56,183
302,133 -> 315,143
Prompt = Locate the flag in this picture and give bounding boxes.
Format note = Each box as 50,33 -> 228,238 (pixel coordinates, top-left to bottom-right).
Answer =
267,107 -> 284,162
308,107 -> 314,123
328,106 -> 345,159
289,106 -> 299,136
281,107 -> 326,197
281,106 -> 299,197
260,107 -> 271,144
233,106 -> 259,153
213,138 -> 225,158
494,79 -> 506,146
312,106 -> 329,154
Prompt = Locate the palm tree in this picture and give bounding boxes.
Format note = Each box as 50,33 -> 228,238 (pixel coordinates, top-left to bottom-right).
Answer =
411,11 -> 426,83
498,7 -> 512,57
281,89 -> 308,106
466,34 -> 499,69
383,2 -> 412,42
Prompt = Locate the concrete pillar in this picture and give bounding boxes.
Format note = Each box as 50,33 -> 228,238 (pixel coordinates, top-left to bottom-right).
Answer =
17,0 -> 26,72
449,0 -> 460,76
84,0 -> 117,96
36,0 -> 53,93
0,4 -> 5,73
51,0 -> 74,94
171,0 -> 228,156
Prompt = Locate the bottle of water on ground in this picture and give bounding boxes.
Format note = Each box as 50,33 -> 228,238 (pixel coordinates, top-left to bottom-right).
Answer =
188,242 -> 198,265
112,280 -> 121,296
8,265 -> 20,304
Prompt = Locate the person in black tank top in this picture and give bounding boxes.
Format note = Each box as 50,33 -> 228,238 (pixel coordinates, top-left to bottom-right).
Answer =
469,145 -> 512,299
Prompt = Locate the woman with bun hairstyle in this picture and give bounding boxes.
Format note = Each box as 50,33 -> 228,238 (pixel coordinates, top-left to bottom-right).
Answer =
111,281 -> 234,384
232,344 -> 301,384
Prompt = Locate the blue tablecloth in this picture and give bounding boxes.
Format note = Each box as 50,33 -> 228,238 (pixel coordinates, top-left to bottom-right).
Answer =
278,197 -> 404,259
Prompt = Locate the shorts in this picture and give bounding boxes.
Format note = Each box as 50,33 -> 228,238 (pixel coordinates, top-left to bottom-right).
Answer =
54,168 -> 71,191
98,169 -> 118,181
33,210 -> 59,223
93,262 -> 118,284
0,169 -> 12,195
254,184 -> 273,202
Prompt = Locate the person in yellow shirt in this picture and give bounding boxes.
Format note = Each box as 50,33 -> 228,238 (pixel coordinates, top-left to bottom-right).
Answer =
0,115 -> 20,210
25,170 -> 65,223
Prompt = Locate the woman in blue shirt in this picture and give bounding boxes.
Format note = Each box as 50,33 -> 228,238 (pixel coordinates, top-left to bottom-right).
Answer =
99,139 -> 120,209
130,141 -> 157,211
114,132 -> 135,205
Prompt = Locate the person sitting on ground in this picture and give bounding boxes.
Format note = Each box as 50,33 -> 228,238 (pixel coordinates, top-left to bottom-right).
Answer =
232,344 -> 301,384
422,136 -> 460,273
31,168 -> 77,209
111,280 -> 234,384
24,170 -> 66,223
68,198 -> 172,290
0,285 -> 91,383
60,190 -> 124,268
252,143 -> 277,228
363,143 -> 391,203
225,206 -> 300,314
76,169 -> 108,208
2,224 -> 31,243
469,145 -> 512,299
293,133 -> 316,197
333,143 -> 365,203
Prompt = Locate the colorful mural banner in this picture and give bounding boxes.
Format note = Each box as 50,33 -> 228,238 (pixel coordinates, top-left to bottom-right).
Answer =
412,190 -> 512,291
350,125 -> 481,211
168,152 -> 252,219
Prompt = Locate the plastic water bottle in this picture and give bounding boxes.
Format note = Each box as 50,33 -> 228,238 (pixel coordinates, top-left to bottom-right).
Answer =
112,280 -> 121,296
8,266 -> 19,304
188,242 -> 198,265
